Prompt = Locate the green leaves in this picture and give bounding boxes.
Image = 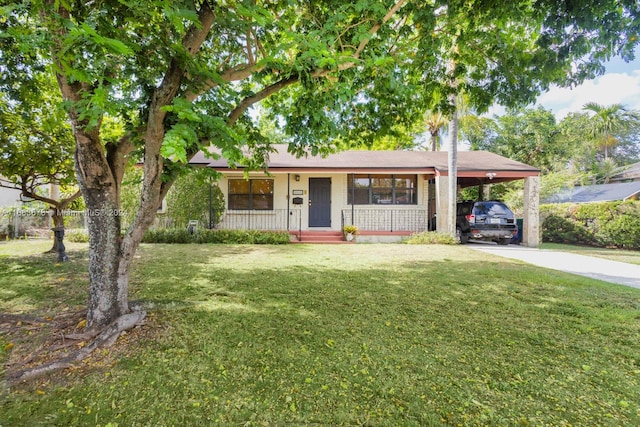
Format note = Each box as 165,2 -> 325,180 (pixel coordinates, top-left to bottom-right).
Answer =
76,22 -> 133,56
160,98 -> 205,163
161,124 -> 195,163
163,6 -> 199,33
0,67 -> 77,197
161,98 -> 202,123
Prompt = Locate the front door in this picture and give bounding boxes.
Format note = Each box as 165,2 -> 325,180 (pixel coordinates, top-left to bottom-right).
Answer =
309,178 -> 331,227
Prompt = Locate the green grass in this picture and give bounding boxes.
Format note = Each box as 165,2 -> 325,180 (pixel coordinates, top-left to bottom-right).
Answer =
1,240 -> 640,426
542,242 -> 640,266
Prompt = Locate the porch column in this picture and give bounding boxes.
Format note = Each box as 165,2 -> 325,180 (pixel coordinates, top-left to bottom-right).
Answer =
523,176 -> 540,248
435,175 -> 450,233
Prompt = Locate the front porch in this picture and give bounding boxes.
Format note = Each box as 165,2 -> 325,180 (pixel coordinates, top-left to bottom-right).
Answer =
214,207 -> 429,243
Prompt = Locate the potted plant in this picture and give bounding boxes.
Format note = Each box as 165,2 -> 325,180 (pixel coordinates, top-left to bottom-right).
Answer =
342,224 -> 359,241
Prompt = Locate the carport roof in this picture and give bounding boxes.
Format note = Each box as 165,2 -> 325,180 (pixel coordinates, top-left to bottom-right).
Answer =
190,144 -> 539,185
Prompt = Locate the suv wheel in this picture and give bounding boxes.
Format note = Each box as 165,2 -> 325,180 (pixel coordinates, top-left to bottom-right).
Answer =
456,228 -> 469,244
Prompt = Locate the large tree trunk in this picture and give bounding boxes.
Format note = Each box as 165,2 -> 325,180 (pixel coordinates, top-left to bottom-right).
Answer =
73,128 -> 129,330
85,198 -> 125,329
38,1 -> 214,346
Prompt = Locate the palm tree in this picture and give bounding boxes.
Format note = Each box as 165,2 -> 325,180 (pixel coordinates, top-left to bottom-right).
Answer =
597,158 -> 622,184
424,111 -> 448,151
582,102 -> 640,160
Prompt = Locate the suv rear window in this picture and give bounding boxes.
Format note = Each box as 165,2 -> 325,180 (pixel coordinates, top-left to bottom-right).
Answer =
472,202 -> 513,216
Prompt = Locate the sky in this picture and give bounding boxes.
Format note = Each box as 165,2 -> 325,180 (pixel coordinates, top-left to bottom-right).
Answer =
535,53 -> 640,120
482,49 -> 640,122
451,50 -> 640,150
450,55 -> 640,181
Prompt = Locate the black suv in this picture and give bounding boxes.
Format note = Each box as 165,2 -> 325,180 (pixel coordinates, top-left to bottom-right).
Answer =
456,201 -> 517,245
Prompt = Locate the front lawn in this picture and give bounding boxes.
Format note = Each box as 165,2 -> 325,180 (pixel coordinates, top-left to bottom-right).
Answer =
1,241 -> 639,426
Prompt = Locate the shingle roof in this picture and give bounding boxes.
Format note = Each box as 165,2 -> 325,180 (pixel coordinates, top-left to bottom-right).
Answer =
190,144 -> 539,176
546,181 -> 640,203
610,162 -> 640,182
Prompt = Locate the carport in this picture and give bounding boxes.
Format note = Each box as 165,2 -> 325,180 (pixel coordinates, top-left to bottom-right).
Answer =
429,151 -> 541,247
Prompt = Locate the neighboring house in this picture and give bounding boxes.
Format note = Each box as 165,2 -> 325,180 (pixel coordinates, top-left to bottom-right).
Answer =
609,162 -> 640,183
0,177 -> 23,207
190,145 -> 541,245
546,181 -> 640,204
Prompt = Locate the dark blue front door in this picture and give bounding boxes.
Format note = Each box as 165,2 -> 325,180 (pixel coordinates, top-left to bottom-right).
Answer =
309,178 -> 331,227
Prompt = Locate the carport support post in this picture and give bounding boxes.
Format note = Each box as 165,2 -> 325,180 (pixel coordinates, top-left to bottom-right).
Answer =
523,176 -> 540,247
435,175 -> 450,233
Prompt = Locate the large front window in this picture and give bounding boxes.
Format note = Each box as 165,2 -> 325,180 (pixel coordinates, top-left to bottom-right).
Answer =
347,174 -> 417,205
228,179 -> 274,210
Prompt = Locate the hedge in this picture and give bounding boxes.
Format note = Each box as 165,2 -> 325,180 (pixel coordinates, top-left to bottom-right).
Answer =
61,228 -> 291,244
541,201 -> 640,249
141,228 -> 291,244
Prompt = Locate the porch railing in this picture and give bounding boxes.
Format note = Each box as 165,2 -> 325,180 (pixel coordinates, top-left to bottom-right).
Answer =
341,208 -> 428,232
217,209 -> 301,232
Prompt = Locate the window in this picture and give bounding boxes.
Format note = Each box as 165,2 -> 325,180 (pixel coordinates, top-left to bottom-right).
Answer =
228,179 -> 274,210
347,174 -> 417,205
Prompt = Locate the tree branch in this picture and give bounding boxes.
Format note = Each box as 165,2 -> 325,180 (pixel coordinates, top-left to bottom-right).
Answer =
0,177 -> 21,190
186,0 -> 407,102
59,189 -> 82,209
227,75 -> 299,126
15,177 -> 81,210
105,134 -> 135,198
253,28 -> 266,59
150,1 -> 216,112
246,28 -> 255,65
19,179 -> 57,207
225,0 -> 408,123
185,63 -> 265,102
355,0 -> 407,59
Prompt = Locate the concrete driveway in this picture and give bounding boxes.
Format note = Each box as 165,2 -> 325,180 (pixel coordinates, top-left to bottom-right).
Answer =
469,243 -> 640,290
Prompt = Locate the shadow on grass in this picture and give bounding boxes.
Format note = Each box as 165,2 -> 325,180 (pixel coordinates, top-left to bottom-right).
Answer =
0,248 -> 89,313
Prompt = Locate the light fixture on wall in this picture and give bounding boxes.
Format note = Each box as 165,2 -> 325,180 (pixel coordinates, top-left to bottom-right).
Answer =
485,172 -> 497,180
295,174 -> 300,181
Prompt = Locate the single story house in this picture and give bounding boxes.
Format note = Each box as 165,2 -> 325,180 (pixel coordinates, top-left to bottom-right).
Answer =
546,181 -> 640,204
190,145 -> 541,246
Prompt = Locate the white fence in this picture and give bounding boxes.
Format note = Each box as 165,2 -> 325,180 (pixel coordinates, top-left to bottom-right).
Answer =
0,209 -> 87,239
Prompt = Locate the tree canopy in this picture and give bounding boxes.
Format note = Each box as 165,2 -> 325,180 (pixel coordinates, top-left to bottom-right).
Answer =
0,60 -> 81,235
462,107 -> 567,173
463,104 -> 640,180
